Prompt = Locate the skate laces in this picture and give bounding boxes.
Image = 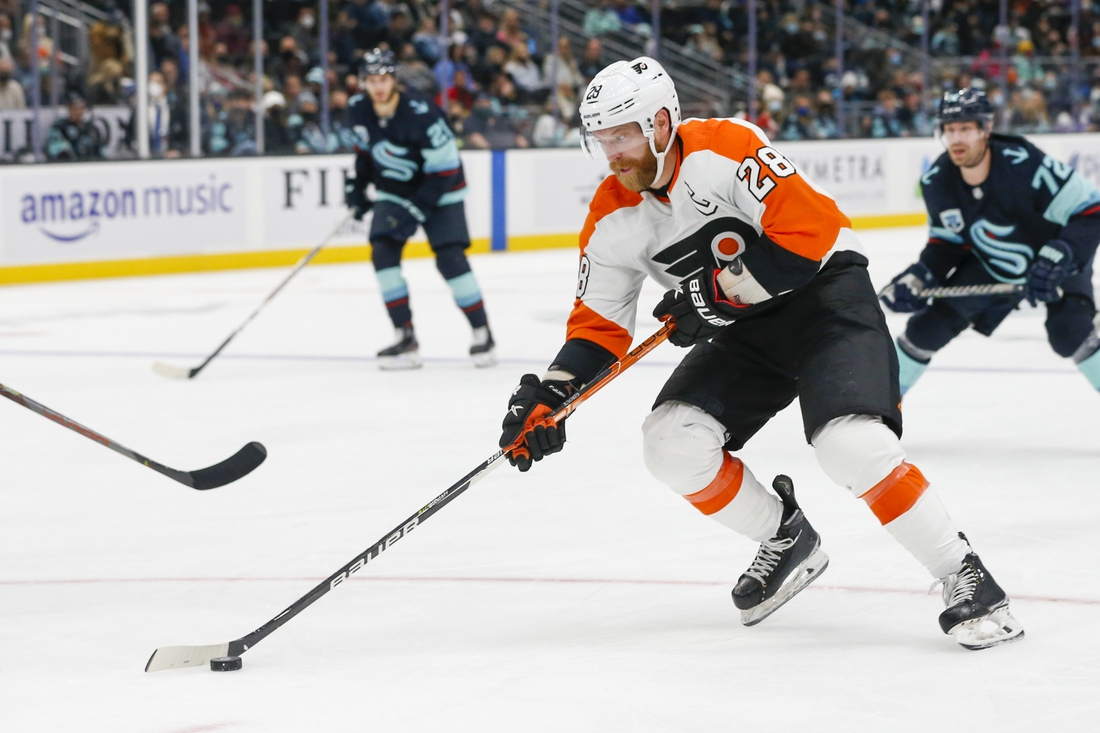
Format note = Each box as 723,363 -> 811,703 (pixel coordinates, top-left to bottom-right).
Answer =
743,536 -> 795,584
931,563 -> 978,606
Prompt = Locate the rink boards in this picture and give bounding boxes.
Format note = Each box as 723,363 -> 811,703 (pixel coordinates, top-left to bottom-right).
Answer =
6,132 -> 1100,284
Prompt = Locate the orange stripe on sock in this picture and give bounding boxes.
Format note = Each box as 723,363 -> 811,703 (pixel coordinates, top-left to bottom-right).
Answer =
683,453 -> 744,515
860,462 -> 929,524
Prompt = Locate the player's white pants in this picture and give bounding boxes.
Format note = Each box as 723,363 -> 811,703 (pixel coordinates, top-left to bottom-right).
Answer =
642,403 -> 968,579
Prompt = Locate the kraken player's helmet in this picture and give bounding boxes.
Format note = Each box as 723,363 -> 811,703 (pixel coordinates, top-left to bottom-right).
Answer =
579,57 -> 682,187
359,48 -> 396,79
935,88 -> 994,134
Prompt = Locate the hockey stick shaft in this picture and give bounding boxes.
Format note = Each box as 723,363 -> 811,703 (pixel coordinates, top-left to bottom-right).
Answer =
145,324 -> 672,671
918,283 -> 1023,298
161,213 -> 353,379
0,383 -> 266,489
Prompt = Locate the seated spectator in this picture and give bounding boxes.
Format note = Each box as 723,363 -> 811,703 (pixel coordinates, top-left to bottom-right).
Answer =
329,89 -> 358,151
395,42 -> 438,96
331,10 -> 358,67
462,94 -> 528,149
778,96 -> 816,140
261,90 -> 295,155
610,0 -> 647,32
271,37 -> 309,86
287,6 -> 319,63
869,90 -> 904,138
382,10 -> 415,51
579,37 -> 604,84
443,67 -> 475,113
896,89 -> 932,137
160,58 -> 189,153
584,0 -> 622,38
0,56 -> 25,110
504,41 -> 543,101
435,40 -> 474,97
293,97 -> 335,154
543,37 -> 583,95
147,70 -> 173,156
685,23 -> 724,63
284,74 -> 304,114
86,57 -> 124,106
0,13 -> 14,62
413,16 -> 444,66
496,9 -> 526,50
469,13 -> 500,58
472,44 -> 507,89
149,2 -> 180,71
46,92 -> 104,161
812,90 -> 839,139
215,4 -> 251,61
208,87 -> 257,156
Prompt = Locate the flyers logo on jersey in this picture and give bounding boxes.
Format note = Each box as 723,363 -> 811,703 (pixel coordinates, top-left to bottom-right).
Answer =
652,217 -> 758,278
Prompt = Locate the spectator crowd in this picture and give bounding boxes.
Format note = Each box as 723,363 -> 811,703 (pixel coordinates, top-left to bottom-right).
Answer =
2,0 -> 1100,162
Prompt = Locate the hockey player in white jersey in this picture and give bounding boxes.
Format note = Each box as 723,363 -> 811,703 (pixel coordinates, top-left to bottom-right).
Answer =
498,58 -> 1023,649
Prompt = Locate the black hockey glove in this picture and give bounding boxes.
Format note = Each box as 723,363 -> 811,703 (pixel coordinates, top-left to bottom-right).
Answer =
880,262 -> 937,314
1025,239 -> 1074,306
499,374 -> 575,472
344,180 -> 371,221
652,267 -> 744,348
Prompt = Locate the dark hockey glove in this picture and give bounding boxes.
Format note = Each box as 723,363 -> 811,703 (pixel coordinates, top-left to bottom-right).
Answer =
880,262 -> 937,314
344,180 -> 371,221
652,267 -> 745,348
1025,239 -> 1074,306
499,374 -> 574,472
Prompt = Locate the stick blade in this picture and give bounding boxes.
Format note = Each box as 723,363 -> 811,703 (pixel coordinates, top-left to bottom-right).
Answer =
186,441 -> 267,490
153,361 -> 197,380
145,643 -> 230,672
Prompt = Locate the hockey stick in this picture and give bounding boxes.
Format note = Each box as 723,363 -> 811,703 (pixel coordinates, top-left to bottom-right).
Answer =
153,213 -> 355,380
917,283 -> 1023,298
0,383 -> 266,490
144,324 -> 673,672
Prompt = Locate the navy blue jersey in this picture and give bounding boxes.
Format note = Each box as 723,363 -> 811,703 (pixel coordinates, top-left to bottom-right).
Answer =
347,91 -> 466,221
919,133 -> 1100,284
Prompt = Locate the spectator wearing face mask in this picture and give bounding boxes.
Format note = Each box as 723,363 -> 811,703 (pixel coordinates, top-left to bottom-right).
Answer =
147,70 -> 173,156
778,95 -> 816,140
288,6 -> 319,63
0,56 -> 24,110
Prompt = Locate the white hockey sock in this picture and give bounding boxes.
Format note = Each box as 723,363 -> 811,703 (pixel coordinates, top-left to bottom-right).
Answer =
682,454 -> 782,542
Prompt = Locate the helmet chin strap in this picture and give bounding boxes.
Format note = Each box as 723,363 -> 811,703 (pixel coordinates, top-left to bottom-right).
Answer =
646,126 -> 678,188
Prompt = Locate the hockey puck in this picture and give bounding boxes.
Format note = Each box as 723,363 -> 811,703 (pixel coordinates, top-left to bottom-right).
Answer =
210,656 -> 243,672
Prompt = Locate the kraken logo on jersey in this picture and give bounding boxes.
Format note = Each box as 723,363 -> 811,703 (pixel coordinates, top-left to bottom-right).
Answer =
969,220 -> 1033,283
652,217 -> 758,279
939,208 -> 964,233
410,100 -> 430,115
372,140 -> 419,181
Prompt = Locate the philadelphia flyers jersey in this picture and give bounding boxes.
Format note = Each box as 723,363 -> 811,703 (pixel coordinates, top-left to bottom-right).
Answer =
919,133 -> 1100,284
552,117 -> 861,382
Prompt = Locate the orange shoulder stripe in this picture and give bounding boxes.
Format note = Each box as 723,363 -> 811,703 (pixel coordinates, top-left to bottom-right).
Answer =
683,118 -> 851,262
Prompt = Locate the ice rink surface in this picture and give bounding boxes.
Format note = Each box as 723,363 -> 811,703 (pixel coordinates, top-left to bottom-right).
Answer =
1,225 -> 1098,732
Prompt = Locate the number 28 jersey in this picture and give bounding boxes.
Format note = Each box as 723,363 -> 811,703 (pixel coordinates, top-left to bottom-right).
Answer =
553,117 -> 862,382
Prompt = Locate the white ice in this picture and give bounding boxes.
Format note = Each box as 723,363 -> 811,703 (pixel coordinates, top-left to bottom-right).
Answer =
1,226 -> 1098,732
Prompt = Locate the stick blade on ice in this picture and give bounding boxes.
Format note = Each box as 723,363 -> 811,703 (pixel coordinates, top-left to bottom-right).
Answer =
152,362 -> 196,380
145,643 -> 231,672
185,441 -> 267,490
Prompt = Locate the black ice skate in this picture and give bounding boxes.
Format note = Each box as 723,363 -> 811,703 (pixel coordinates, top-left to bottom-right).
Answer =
377,326 -> 422,370
935,540 -> 1024,650
732,475 -> 829,626
470,325 -> 496,368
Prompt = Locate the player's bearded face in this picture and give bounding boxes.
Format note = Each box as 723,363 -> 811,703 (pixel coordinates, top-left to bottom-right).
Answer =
941,121 -> 989,168
365,74 -> 397,104
590,124 -> 658,192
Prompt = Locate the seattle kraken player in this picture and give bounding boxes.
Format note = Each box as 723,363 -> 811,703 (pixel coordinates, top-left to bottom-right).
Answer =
344,49 -> 495,369
881,88 -> 1100,394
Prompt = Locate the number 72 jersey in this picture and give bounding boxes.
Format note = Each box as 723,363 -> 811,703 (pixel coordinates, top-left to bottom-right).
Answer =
921,132 -> 1100,284
568,117 -> 862,361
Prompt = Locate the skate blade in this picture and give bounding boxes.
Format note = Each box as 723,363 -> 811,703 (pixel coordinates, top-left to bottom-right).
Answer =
950,605 -> 1025,650
740,548 -> 829,627
378,352 -> 423,370
471,349 -> 497,368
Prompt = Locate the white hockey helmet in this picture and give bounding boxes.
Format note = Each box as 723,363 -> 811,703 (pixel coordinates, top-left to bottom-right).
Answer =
580,57 -> 681,187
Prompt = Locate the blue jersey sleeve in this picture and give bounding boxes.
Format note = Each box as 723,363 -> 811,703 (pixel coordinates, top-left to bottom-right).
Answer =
410,106 -> 467,214
1023,140 -> 1100,263
918,157 -> 970,280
